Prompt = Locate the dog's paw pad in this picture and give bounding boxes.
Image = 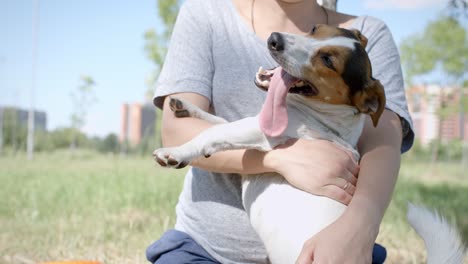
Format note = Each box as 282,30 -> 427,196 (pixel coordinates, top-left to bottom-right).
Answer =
169,97 -> 183,110
167,157 -> 180,166
176,161 -> 188,169
174,110 -> 190,118
155,156 -> 168,167
153,149 -> 189,169
169,98 -> 190,118
169,98 -> 191,118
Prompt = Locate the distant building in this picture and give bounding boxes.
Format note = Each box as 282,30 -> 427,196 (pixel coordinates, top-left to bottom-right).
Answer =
120,103 -> 156,146
406,85 -> 467,145
0,106 -> 47,131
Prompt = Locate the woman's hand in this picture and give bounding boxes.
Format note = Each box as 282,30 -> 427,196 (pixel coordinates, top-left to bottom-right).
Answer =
264,138 -> 359,205
296,210 -> 378,264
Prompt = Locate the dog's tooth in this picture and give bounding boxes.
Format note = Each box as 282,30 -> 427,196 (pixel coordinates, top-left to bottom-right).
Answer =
261,80 -> 270,86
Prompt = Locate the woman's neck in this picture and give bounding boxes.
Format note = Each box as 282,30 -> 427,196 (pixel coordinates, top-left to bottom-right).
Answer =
232,0 -> 356,41
253,0 -> 325,39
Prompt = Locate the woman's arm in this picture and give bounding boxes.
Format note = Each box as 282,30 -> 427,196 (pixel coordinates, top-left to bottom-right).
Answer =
348,109 -> 402,228
159,92 -> 359,203
296,109 -> 403,264
160,92 -> 272,175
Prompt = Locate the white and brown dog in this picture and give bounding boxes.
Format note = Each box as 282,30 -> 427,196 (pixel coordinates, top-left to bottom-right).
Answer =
154,25 -> 465,263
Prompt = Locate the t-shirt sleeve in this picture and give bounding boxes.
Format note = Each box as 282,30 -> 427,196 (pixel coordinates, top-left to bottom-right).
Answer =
152,0 -> 214,109
360,16 -> 415,153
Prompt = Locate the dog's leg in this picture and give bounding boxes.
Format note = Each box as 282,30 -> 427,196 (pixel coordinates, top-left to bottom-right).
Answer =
169,97 -> 227,124
153,117 -> 277,169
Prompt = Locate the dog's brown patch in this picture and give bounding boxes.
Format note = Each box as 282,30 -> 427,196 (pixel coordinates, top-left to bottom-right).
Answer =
299,25 -> 384,125
351,79 -> 386,126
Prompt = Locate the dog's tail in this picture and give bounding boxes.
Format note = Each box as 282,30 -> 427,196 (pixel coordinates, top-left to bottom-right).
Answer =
407,203 -> 465,264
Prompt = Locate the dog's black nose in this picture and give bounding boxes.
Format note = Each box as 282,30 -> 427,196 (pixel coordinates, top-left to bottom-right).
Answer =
268,32 -> 284,52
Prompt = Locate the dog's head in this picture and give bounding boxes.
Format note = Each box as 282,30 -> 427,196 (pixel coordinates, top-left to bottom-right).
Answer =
255,24 -> 385,127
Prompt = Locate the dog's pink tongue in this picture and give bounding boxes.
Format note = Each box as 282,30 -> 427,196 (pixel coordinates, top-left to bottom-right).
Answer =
259,67 -> 297,137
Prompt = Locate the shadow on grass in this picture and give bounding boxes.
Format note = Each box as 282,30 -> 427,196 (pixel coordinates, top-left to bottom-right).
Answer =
390,178 -> 468,244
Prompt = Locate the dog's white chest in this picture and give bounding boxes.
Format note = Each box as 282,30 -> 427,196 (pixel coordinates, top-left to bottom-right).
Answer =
241,99 -> 365,264
242,174 -> 346,264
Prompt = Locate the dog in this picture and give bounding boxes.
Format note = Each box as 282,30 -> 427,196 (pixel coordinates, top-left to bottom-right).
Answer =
153,24 -> 465,263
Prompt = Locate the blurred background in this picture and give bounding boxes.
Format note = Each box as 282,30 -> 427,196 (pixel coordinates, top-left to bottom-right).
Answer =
0,0 -> 467,263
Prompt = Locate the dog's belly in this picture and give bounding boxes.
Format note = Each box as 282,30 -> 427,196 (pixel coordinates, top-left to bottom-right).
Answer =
242,174 -> 346,264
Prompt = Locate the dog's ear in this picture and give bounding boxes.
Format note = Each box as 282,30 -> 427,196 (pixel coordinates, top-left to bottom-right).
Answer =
352,79 -> 386,127
350,29 -> 368,49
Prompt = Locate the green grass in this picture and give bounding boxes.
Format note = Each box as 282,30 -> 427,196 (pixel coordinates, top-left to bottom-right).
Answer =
378,160 -> 468,263
0,151 -> 466,263
0,151 -> 185,264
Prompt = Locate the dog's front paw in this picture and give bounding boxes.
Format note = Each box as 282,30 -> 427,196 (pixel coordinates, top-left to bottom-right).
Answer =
169,97 -> 191,118
153,148 -> 190,169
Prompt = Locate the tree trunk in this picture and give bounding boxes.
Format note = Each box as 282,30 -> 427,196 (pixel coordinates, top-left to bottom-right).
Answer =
0,108 -> 3,155
431,94 -> 447,164
459,85 -> 466,169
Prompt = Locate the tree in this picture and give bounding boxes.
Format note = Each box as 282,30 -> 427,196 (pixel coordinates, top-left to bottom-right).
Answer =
144,0 -> 181,87
70,76 -> 97,150
448,0 -> 467,19
144,0 -> 181,148
97,133 -> 120,154
400,15 -> 468,163
0,108 -> 3,155
0,108 -> 27,153
400,17 -> 466,84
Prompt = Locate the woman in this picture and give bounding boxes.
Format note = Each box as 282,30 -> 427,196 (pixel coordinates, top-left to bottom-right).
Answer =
146,0 -> 414,263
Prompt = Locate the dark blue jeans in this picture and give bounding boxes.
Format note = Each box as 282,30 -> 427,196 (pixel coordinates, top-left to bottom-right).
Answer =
146,229 -> 386,263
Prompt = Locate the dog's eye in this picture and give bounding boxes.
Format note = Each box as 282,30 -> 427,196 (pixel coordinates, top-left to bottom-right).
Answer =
311,26 -> 317,34
321,55 -> 334,70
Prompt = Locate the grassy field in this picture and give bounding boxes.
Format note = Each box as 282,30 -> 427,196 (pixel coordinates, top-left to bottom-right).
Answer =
0,151 -> 467,264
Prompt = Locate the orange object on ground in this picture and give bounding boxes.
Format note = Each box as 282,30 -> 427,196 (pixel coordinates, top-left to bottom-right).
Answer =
39,262 -> 101,264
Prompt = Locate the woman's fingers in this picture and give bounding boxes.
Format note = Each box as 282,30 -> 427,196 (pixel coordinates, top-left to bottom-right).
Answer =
296,238 -> 315,264
320,185 -> 353,205
332,177 -> 356,196
342,149 -> 360,176
339,170 -> 358,186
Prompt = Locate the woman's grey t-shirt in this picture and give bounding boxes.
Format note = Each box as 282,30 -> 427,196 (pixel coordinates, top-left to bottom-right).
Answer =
152,0 -> 414,263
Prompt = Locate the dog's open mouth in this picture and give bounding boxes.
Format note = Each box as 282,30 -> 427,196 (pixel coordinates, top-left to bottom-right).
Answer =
255,66 -> 319,96
257,66 -> 320,137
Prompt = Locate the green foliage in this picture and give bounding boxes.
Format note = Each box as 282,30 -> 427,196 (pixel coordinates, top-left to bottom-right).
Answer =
431,139 -> 464,161
96,133 -> 120,154
400,35 -> 437,82
144,0 -> 181,83
38,128 -> 89,151
400,15 -> 467,163
143,0 -> 181,65
400,16 -> 468,84
70,76 -> 97,130
144,29 -> 164,71
448,0 -> 468,19
30,127 -> 121,154
1,108 -> 27,151
158,0 -> 180,37
135,133 -> 156,156
407,139 -> 464,161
